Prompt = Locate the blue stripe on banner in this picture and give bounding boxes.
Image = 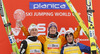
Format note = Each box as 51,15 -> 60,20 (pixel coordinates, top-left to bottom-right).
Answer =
29,2 -> 69,9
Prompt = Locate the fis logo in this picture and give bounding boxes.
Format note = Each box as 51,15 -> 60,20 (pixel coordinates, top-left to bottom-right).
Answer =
29,2 -> 69,9
9,35 -> 16,44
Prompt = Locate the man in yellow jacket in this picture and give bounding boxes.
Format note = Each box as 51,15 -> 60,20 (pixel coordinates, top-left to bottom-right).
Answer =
12,24 -> 43,54
16,21 -> 81,54
61,30 -> 91,54
20,24 -> 43,54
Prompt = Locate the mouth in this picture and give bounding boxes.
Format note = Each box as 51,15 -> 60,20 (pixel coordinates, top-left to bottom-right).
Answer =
51,30 -> 56,32
51,31 -> 55,33
32,32 -> 36,35
68,39 -> 72,42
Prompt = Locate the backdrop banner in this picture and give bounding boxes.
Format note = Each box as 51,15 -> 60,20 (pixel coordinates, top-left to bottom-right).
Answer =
0,0 -> 100,54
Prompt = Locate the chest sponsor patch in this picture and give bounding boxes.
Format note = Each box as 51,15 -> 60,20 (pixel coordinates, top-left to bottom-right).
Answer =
30,49 -> 41,54
47,44 -> 59,49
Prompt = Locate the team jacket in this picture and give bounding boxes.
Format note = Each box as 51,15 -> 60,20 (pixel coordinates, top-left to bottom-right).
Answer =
20,36 -> 44,54
61,42 -> 91,54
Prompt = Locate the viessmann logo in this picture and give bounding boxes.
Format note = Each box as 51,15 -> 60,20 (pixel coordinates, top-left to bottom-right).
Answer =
29,2 -> 69,9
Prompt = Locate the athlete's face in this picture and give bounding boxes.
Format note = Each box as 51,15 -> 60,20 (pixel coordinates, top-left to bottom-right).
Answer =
30,28 -> 38,36
49,26 -> 57,34
66,35 -> 74,43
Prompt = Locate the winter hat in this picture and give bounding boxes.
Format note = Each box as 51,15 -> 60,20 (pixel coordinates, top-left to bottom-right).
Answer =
28,23 -> 38,33
48,22 -> 57,31
65,30 -> 74,38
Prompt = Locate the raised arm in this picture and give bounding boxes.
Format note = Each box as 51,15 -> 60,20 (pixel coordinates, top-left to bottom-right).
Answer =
21,26 -> 30,37
16,21 -> 30,37
73,25 -> 81,39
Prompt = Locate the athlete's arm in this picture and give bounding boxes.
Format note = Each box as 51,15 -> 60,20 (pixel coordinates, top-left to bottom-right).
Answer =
41,43 -> 44,52
59,35 -> 67,46
20,40 -> 27,54
21,26 -> 30,37
73,25 -> 81,39
78,43 -> 91,53
16,20 -> 30,37
61,46 -> 64,54
38,35 -> 46,44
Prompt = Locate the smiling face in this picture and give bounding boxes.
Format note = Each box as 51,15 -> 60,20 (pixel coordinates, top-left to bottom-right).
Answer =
66,35 -> 74,43
49,26 -> 57,34
30,28 -> 38,36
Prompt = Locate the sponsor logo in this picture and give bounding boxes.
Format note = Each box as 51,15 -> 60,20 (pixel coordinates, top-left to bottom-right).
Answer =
48,44 -> 59,49
30,49 -> 40,54
8,35 -> 16,44
30,2 -> 69,9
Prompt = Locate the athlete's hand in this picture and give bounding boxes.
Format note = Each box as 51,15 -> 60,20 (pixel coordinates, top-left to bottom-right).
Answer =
94,36 -> 97,40
16,20 -> 23,28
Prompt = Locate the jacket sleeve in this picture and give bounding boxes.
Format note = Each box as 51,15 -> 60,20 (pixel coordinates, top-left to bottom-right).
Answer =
78,43 -> 91,53
21,26 -> 30,37
73,25 -> 81,39
20,40 -> 27,54
61,46 -> 64,54
59,35 -> 67,46
38,35 -> 46,44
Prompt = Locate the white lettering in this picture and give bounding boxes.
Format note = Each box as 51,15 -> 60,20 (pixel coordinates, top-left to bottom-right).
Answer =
33,3 -> 66,9
37,23 -> 46,36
